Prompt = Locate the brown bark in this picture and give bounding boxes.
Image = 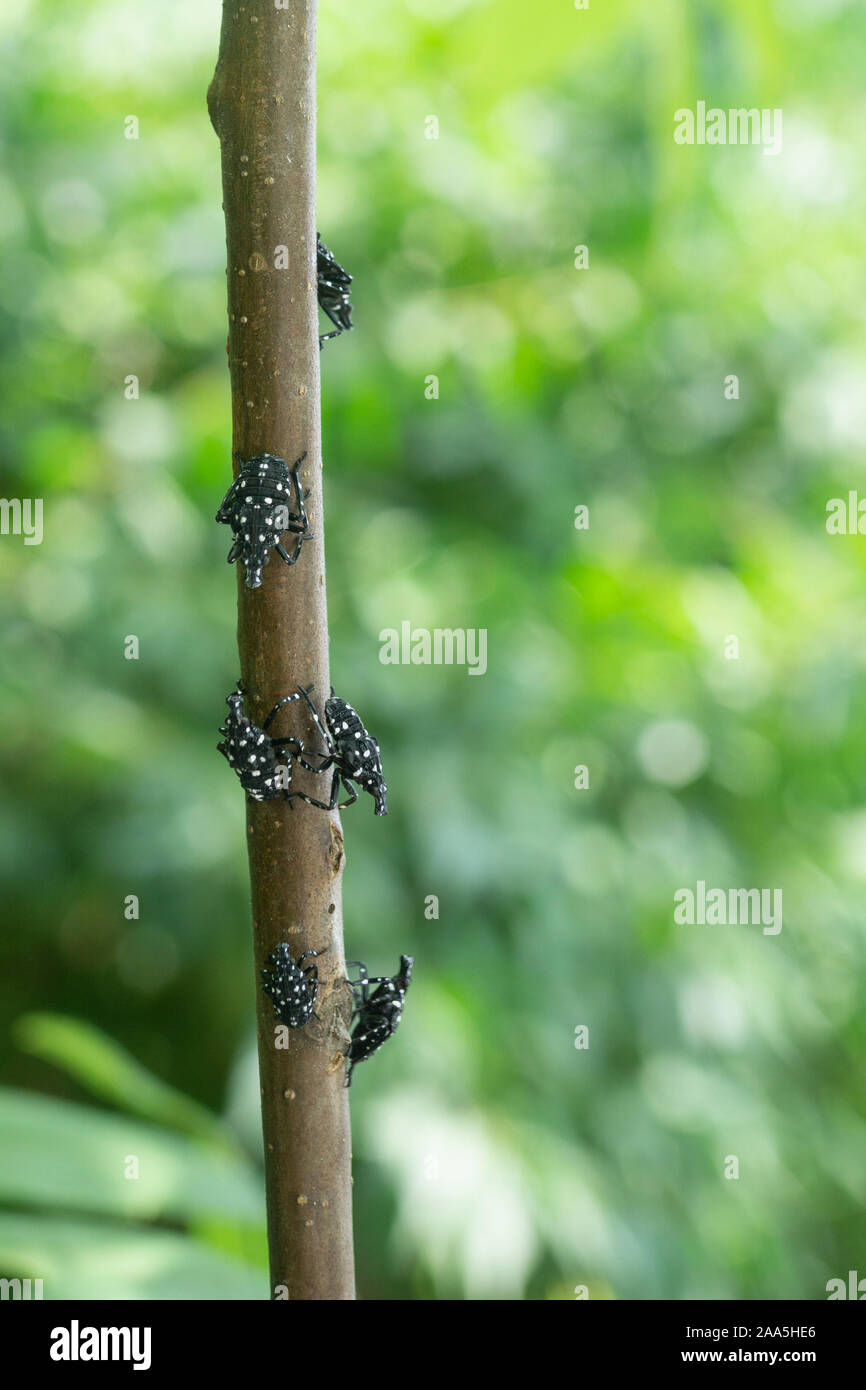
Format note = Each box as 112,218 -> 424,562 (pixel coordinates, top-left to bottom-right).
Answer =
208,0 -> 355,1300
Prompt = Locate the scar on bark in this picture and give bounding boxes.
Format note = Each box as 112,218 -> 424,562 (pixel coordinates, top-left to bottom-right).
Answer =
329,822 -> 344,875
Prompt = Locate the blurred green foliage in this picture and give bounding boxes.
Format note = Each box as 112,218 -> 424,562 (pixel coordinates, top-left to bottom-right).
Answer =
1,0 -> 866,1299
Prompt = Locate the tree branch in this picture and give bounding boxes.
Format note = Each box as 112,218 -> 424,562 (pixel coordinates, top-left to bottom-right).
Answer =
209,0 -> 355,1301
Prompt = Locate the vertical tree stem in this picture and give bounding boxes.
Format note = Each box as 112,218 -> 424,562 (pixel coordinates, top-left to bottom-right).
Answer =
208,0 -> 355,1301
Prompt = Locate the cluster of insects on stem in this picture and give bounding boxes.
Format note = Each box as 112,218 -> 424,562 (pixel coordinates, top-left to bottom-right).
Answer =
260,944 -> 413,1085
216,232 -> 412,1086
217,682 -> 387,815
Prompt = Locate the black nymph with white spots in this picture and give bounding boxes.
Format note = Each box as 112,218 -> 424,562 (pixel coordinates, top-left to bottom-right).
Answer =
217,684 -> 306,802
216,451 -> 314,589
345,955 -> 413,1085
264,684 -> 388,816
317,233 -> 353,347
261,943 -> 326,1029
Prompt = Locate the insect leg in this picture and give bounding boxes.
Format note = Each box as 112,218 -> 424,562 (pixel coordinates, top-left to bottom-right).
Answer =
346,964 -> 394,1009
293,685 -> 336,757
337,779 -> 359,810
345,962 -> 370,1006
299,947 -> 327,969
216,473 -> 241,521
319,303 -> 346,345
271,733 -> 332,774
289,455 -> 311,523
269,735 -> 323,778
275,533 -> 315,567
262,693 -> 306,731
296,751 -> 335,774
287,768 -> 341,812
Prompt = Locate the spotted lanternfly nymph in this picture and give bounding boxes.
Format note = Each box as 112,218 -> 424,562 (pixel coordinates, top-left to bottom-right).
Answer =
261,943 -> 327,1029
217,684 -> 307,802
216,451 -> 314,589
265,684 -> 388,815
317,233 -> 353,348
345,955 -> 413,1086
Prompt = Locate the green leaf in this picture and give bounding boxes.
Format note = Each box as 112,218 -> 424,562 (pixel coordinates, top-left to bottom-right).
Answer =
14,1013 -> 232,1148
0,1088 -> 263,1227
0,1212 -> 265,1300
